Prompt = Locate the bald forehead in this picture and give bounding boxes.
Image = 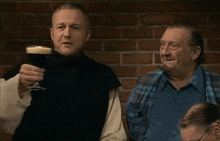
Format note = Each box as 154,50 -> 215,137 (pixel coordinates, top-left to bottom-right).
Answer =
52,8 -> 86,27
161,27 -> 192,44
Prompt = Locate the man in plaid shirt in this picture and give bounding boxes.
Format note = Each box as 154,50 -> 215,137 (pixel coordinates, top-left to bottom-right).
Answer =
126,22 -> 220,141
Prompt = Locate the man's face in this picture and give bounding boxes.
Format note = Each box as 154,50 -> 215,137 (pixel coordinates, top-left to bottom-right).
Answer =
180,125 -> 217,141
50,9 -> 90,56
160,27 -> 197,73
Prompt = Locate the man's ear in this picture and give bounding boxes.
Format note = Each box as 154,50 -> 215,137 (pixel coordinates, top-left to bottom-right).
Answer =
192,46 -> 201,61
85,30 -> 91,42
211,122 -> 220,138
50,28 -> 54,41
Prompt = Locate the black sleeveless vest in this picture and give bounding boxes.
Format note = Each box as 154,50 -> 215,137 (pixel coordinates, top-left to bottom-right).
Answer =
12,51 -> 121,141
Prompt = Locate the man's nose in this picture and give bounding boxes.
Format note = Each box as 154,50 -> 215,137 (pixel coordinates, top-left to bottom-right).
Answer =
63,27 -> 71,38
161,45 -> 171,55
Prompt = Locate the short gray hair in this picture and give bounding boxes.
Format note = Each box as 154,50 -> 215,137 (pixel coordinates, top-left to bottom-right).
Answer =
51,3 -> 90,32
167,22 -> 204,66
179,102 -> 220,130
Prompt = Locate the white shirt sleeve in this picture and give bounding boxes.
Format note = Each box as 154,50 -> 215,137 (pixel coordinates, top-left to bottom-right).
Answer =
0,75 -> 127,140
100,88 -> 127,141
0,74 -> 31,135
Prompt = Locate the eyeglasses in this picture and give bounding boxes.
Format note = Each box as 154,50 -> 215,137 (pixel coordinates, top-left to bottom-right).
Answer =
182,128 -> 209,141
197,128 -> 209,141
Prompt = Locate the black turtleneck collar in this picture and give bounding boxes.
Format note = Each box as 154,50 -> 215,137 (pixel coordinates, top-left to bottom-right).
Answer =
48,50 -> 88,69
2,50 -> 88,80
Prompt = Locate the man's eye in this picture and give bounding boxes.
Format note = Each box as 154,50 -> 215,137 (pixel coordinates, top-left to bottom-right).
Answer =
57,26 -> 64,29
170,44 -> 179,50
160,42 -> 166,49
171,44 -> 178,47
73,26 -> 80,29
160,43 -> 165,46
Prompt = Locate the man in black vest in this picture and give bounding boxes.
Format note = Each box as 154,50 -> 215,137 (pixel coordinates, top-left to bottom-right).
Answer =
3,3 -> 126,141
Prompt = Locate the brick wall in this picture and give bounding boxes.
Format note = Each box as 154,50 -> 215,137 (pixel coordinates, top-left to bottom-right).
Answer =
1,1 -> 220,139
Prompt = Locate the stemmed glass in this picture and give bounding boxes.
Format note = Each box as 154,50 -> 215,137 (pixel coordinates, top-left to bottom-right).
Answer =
26,45 -> 52,90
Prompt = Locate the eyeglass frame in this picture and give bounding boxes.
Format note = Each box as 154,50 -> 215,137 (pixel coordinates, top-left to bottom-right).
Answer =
197,127 -> 210,141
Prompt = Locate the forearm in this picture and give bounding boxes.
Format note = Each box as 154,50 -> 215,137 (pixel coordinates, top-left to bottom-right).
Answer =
0,74 -> 31,135
100,88 -> 127,141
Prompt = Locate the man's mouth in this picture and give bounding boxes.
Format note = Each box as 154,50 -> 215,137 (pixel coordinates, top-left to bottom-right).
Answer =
165,59 -> 173,61
62,42 -> 72,45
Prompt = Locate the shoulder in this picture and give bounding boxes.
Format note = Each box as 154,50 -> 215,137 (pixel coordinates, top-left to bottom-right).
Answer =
204,69 -> 220,86
83,56 -> 121,89
204,69 -> 220,81
83,56 -> 113,73
204,69 -> 220,77
137,69 -> 164,85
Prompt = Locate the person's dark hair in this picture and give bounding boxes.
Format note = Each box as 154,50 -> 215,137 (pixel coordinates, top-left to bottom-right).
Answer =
179,102 -> 220,130
51,3 -> 90,32
167,21 -> 204,65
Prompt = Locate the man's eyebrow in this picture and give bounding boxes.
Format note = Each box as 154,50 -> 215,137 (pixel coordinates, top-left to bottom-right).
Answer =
70,24 -> 81,26
55,23 -> 65,26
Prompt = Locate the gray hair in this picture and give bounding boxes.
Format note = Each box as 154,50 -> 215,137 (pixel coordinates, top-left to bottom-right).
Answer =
51,3 -> 90,32
167,22 -> 204,66
179,102 -> 220,130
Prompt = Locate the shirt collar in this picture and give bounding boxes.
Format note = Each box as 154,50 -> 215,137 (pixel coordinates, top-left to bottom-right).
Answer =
189,66 -> 204,94
157,72 -> 170,91
157,66 -> 204,94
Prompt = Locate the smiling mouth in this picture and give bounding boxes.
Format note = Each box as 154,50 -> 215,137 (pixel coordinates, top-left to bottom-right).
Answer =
165,59 -> 173,61
62,42 -> 72,46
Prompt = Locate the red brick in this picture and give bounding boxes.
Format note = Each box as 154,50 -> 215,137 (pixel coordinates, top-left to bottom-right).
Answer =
0,28 -> 21,39
3,41 -> 52,53
121,79 -> 138,89
155,53 -> 161,63
140,14 -> 171,25
206,65 -> 220,75
18,3 -> 53,13
21,27 -> 51,39
51,2 -> 67,11
90,28 -> 121,39
36,40 -> 53,48
0,66 -> 14,78
116,2 -> 154,13
122,28 -> 153,39
0,54 -> 22,65
155,2 -> 196,12
86,52 -> 120,64
207,39 -> 220,51
3,13 -> 35,27
200,27 -> 220,38
154,28 -> 167,38
1,2 -> 18,12
138,40 -> 160,51
122,53 -> 153,64
84,41 -> 102,51
122,116 -> 129,132
210,14 -> 220,25
170,14 -> 207,25
125,129 -> 131,141
0,41 -> 6,52
82,2 -> 117,13
121,103 -> 126,117
119,90 -> 132,104
104,40 -> 137,51
204,53 -> 220,64
36,14 -> 52,27
139,66 -> 162,76
4,41 -> 33,52
90,15 -> 138,27
195,2 -> 220,12
111,66 -> 137,77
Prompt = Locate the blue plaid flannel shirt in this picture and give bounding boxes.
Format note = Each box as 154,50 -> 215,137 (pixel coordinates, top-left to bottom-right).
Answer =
126,68 -> 220,141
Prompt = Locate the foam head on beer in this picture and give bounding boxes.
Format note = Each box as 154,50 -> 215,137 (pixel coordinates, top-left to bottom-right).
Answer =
26,46 -> 52,54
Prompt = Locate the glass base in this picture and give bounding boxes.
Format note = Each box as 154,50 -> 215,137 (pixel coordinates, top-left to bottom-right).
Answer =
29,83 -> 46,91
